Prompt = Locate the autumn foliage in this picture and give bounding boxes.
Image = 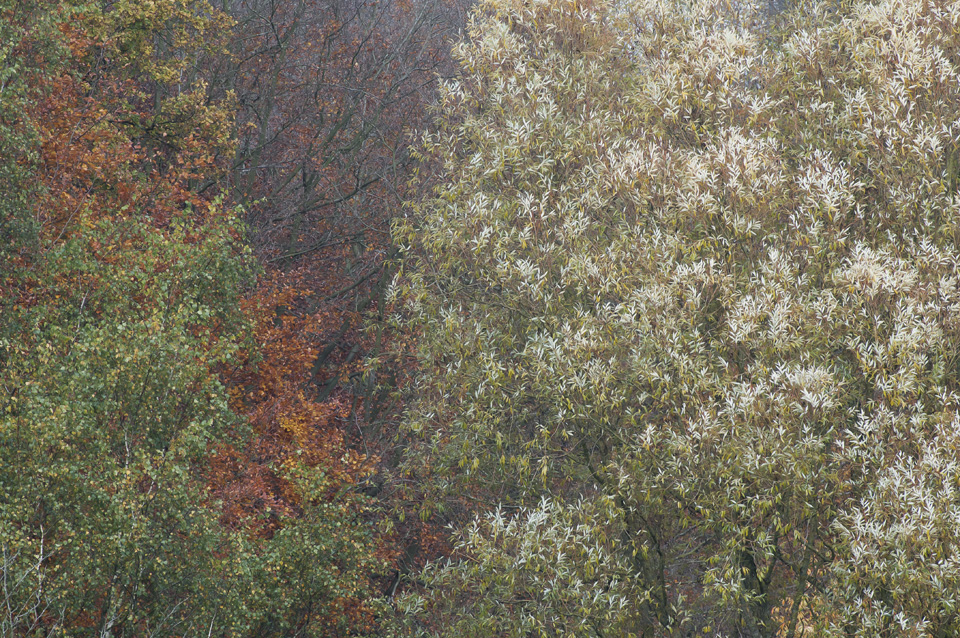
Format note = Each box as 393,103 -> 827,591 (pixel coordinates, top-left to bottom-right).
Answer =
215,267 -> 373,534
0,0 -> 462,632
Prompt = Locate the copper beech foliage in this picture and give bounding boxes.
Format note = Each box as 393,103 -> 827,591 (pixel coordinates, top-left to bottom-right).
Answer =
215,267 -> 372,535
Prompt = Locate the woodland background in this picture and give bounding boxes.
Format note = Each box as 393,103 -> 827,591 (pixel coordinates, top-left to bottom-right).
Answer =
6,0 -> 960,636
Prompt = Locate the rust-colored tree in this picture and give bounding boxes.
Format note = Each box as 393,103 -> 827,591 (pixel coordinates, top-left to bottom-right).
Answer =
212,0 -> 472,600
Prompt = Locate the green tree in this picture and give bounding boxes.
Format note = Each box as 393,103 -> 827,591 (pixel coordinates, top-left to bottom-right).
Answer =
0,0 -> 57,265
0,206 -> 383,637
0,207 -> 255,636
389,0 -> 960,635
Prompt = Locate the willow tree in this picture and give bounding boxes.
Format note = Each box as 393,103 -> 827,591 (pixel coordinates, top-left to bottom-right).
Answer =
389,0 -> 960,635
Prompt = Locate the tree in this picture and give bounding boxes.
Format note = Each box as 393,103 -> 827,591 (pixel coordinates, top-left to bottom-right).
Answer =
210,0 -> 472,597
0,205 -> 254,636
0,0 -> 44,265
389,0 -> 960,635
217,0 -> 465,394
0,0 -> 385,634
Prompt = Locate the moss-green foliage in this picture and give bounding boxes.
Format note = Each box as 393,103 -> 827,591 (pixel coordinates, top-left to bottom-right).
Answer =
0,0 -> 54,262
0,208 -> 381,637
391,0 -> 960,635
0,209 -> 253,635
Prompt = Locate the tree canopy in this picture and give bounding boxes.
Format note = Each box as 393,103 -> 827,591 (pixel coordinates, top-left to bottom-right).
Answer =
7,0 -> 960,634
389,0 -> 960,635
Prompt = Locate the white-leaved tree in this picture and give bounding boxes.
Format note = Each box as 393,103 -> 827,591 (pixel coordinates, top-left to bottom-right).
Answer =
387,0 -> 960,635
